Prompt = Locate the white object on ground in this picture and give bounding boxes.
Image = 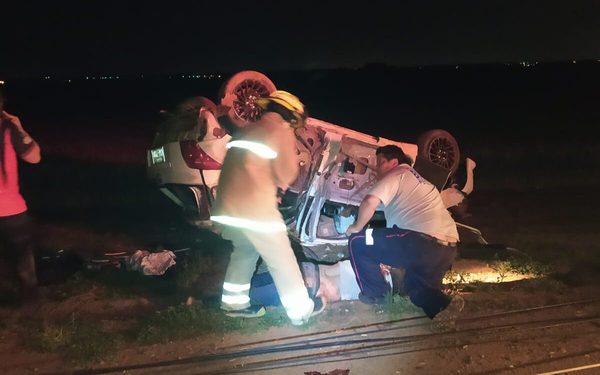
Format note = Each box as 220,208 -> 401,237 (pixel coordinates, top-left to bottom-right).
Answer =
128,250 -> 177,276
339,260 -> 361,301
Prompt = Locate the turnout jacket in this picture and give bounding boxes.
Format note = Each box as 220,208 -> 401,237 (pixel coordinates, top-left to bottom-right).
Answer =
211,112 -> 299,227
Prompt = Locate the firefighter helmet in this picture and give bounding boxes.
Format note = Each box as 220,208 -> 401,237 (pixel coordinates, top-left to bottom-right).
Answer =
256,90 -> 307,128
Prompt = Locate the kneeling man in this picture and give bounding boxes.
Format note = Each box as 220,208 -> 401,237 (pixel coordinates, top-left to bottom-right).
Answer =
345,145 -> 462,320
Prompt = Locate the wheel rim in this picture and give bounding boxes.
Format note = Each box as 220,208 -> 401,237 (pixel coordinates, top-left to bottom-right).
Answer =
428,137 -> 457,170
232,79 -> 272,121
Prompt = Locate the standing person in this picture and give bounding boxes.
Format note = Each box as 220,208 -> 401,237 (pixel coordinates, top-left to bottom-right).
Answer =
211,91 -> 324,326
345,145 -> 463,321
0,86 -> 41,306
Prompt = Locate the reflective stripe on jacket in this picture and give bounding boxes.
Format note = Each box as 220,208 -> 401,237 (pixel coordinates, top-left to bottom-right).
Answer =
211,112 -> 299,225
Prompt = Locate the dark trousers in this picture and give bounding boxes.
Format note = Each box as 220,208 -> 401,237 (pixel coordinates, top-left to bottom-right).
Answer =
250,271 -> 281,306
348,227 -> 456,318
0,212 -> 38,297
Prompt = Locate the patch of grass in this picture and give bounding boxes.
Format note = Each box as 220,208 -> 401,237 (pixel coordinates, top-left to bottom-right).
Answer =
88,267 -> 178,299
45,272 -> 95,301
175,253 -> 217,289
136,303 -> 288,344
26,321 -> 72,352
445,269 -> 472,284
487,255 -> 552,284
375,293 -> 422,319
24,315 -> 118,365
66,321 -> 119,364
444,269 -> 472,293
490,260 -> 513,283
507,256 -> 552,276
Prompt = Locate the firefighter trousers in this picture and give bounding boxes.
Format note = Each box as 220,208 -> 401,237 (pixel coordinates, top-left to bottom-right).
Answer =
220,225 -> 313,322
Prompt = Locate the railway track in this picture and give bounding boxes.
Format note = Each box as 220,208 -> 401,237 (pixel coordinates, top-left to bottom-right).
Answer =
62,298 -> 600,375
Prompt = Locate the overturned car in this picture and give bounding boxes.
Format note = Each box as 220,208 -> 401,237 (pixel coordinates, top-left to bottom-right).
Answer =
146,71 -> 475,262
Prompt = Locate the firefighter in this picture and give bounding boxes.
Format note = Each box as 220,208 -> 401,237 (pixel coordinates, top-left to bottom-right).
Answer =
211,91 -> 324,325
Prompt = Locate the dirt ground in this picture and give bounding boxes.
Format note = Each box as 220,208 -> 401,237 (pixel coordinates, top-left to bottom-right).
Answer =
1,279 -> 600,375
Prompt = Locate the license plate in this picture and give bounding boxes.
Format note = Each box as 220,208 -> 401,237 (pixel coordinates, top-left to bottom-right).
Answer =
151,147 -> 166,164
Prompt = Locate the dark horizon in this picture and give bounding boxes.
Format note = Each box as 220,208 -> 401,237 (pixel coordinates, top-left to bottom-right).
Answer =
2,58 -> 600,81
4,60 -> 599,151
2,1 -> 600,79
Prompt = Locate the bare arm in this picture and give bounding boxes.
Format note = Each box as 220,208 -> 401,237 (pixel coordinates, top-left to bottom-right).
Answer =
19,140 -> 41,164
3,111 -> 41,164
345,194 -> 382,235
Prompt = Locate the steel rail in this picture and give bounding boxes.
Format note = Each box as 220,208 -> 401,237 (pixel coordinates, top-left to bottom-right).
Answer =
222,297 -> 600,351
472,349 -> 600,374
66,312 -> 600,375
64,298 -> 600,375
537,362 -> 600,375
229,297 -> 600,351
196,317 -> 600,375
191,317 -> 600,374
225,314 -> 429,349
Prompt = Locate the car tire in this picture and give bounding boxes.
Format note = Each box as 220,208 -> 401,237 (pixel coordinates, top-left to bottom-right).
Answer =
417,129 -> 461,174
218,70 -> 277,123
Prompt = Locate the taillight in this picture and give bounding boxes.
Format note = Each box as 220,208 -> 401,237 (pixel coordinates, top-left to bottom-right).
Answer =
180,140 -> 222,170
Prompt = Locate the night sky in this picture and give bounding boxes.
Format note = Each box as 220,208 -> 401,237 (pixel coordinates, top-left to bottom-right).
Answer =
2,1 -> 600,78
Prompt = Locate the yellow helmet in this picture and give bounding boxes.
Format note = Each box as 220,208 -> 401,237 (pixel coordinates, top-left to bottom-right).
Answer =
256,90 -> 306,127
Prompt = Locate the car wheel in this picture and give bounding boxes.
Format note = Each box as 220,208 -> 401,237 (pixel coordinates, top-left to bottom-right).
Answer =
218,70 -> 277,122
417,129 -> 460,174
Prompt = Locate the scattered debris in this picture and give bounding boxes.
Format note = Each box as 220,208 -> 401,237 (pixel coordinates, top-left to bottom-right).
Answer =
127,250 -> 176,275
304,370 -> 350,375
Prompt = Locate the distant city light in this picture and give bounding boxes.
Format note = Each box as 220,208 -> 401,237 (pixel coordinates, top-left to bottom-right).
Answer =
30,72 -> 223,82
518,61 -> 538,68
0,80 -> 4,85
25,62 -> 600,85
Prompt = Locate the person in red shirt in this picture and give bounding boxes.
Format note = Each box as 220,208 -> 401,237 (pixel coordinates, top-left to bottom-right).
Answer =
0,86 -> 41,305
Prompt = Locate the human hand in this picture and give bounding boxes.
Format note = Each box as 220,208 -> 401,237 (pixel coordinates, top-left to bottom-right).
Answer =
1,111 -> 24,132
379,264 -> 392,277
440,186 -> 466,209
345,223 -> 362,236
